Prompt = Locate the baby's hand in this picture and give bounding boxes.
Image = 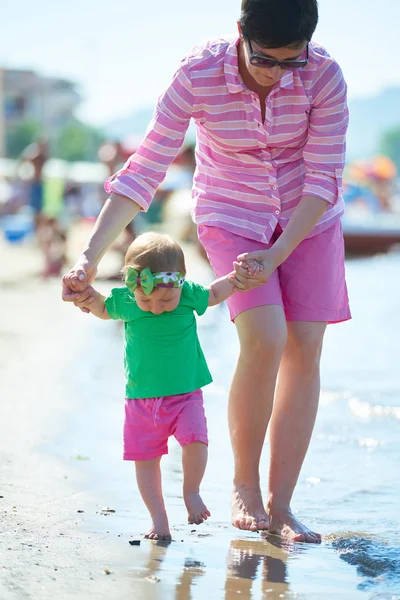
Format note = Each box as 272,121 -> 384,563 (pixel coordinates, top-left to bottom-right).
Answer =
241,259 -> 264,276
73,285 -> 97,311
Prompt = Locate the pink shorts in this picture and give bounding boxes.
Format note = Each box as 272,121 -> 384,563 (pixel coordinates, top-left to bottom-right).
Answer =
198,220 -> 351,324
123,390 -> 208,461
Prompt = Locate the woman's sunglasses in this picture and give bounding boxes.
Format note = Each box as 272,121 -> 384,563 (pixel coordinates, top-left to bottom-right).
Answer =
246,38 -> 309,71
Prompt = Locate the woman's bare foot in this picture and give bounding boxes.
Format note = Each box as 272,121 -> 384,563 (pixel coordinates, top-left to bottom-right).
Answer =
144,512 -> 171,541
268,507 -> 321,544
231,485 -> 269,531
184,491 -> 211,525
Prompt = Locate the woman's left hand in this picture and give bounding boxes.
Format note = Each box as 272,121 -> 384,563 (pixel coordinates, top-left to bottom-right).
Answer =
230,248 -> 285,291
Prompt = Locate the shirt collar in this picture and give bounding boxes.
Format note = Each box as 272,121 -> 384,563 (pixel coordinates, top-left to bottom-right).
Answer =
278,70 -> 294,90
224,36 -> 294,93
224,37 -> 243,94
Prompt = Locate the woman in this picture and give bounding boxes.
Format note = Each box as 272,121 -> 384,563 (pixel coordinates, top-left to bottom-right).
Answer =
62,0 -> 350,543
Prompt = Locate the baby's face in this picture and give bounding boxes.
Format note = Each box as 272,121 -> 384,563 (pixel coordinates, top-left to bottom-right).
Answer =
134,286 -> 182,315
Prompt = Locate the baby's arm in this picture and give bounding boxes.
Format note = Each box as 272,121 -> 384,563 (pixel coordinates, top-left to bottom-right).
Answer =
74,286 -> 111,320
207,273 -> 236,307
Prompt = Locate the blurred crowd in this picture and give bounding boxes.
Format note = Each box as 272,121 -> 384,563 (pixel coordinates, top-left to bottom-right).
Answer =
0,139 -> 198,278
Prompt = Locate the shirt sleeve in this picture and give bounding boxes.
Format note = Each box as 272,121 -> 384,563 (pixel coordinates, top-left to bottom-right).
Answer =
104,288 -> 139,321
184,281 -> 210,316
302,60 -> 349,205
104,61 -> 193,211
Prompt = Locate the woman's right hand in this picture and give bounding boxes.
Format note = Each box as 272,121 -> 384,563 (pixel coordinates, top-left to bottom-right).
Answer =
61,256 -> 98,313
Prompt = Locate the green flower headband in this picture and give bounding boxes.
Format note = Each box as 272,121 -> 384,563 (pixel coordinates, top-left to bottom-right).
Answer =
125,266 -> 185,296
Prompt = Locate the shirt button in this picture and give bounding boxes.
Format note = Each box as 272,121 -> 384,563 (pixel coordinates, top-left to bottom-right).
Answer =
335,168 -> 342,174
275,210 -> 280,215
272,185 -> 277,190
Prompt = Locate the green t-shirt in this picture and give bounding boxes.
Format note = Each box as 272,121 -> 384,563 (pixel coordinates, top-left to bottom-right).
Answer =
105,281 -> 212,399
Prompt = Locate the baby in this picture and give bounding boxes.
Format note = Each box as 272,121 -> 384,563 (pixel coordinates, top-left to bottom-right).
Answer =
74,231 -> 242,540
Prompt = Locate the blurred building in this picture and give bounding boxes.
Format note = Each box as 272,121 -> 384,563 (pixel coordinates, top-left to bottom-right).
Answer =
0,67 -> 81,157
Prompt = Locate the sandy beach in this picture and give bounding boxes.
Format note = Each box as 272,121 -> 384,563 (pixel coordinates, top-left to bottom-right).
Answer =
1,233 -> 399,600
0,239 -> 144,599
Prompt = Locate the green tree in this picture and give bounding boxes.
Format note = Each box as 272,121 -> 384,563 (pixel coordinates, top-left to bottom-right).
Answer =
6,120 -> 43,158
380,126 -> 400,171
56,120 -> 105,162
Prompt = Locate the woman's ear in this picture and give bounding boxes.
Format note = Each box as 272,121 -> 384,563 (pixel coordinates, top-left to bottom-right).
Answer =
237,21 -> 243,38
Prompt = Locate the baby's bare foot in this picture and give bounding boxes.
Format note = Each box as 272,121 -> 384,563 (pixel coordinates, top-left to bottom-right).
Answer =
231,485 -> 269,532
268,507 -> 321,544
184,491 -> 211,525
144,513 -> 171,541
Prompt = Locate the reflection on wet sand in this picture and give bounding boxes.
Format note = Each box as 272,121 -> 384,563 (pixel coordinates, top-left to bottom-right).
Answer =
225,536 -> 293,598
176,558 -> 205,600
138,533 -> 307,600
143,540 -> 206,600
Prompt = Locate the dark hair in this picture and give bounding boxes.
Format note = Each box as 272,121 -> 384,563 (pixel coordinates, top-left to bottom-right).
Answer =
240,0 -> 318,49
123,231 -> 186,277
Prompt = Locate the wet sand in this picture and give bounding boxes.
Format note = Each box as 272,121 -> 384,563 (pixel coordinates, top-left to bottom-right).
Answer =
1,234 -> 399,599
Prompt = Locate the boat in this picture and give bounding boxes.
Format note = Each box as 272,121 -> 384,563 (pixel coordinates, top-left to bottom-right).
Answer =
342,156 -> 400,255
342,211 -> 400,255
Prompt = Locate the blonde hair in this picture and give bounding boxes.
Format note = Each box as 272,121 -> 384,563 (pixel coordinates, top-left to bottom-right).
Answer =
122,232 -> 186,277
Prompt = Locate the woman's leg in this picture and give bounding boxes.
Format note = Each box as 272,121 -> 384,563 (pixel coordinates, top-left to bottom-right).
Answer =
135,457 -> 171,540
230,305 -> 288,531
182,441 -> 210,525
267,321 -> 326,543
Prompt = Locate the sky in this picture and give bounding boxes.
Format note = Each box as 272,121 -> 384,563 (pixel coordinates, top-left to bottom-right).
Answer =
1,0 -> 400,126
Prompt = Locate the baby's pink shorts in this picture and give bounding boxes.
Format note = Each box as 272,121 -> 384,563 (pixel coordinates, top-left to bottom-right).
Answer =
198,220 -> 351,324
123,390 -> 208,461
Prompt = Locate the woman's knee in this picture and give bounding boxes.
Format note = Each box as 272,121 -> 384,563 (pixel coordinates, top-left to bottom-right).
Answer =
236,307 -> 288,366
285,322 -> 326,375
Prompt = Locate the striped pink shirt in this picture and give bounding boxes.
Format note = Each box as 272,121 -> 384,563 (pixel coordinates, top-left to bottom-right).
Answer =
105,36 -> 349,243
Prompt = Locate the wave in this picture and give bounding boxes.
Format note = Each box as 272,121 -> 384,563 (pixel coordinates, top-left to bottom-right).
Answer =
349,397 -> 400,421
330,534 -> 400,590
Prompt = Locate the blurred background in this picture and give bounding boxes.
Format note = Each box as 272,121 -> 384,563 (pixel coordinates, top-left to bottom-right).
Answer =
1,0 -> 400,273
1,1 -> 400,599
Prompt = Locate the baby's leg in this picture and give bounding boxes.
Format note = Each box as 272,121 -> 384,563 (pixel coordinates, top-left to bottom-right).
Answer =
182,442 -> 211,525
135,457 -> 171,540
